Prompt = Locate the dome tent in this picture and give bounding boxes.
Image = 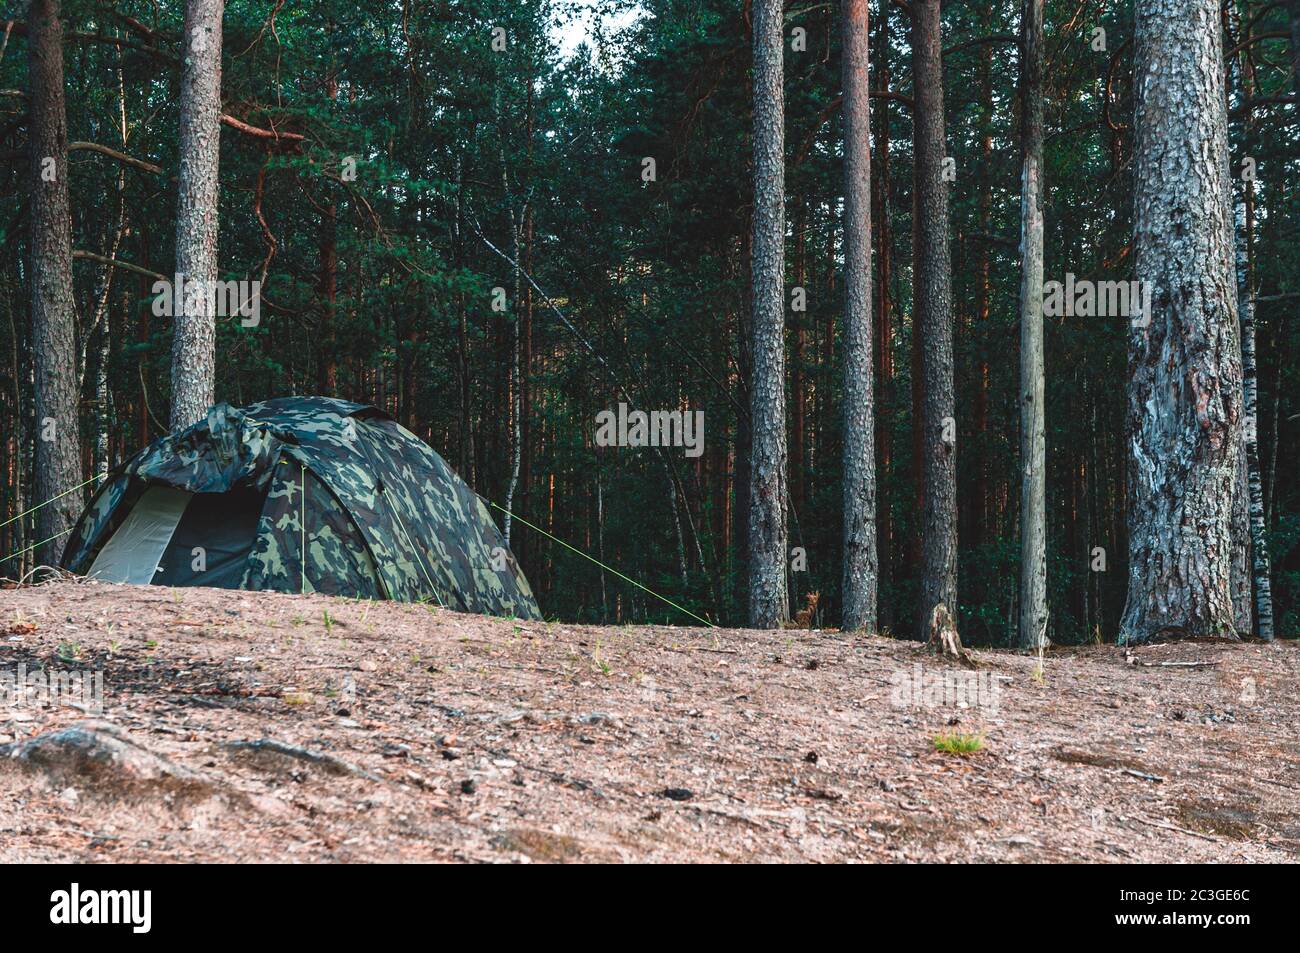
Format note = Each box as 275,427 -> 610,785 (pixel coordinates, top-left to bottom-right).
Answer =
61,397 -> 541,619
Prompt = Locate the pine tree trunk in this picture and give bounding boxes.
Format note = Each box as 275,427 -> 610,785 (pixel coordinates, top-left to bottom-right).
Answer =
840,0 -> 877,632
27,0 -> 84,567
1121,0 -> 1243,642
1017,0 -> 1048,649
170,0 -> 224,430
747,0 -> 789,628
912,0 -> 957,637
871,1 -> 894,629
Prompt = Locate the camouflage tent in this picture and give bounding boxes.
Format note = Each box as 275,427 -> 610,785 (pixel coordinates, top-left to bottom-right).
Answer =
62,397 -> 541,619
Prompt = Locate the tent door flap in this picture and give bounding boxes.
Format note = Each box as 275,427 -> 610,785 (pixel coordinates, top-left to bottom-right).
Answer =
86,486 -> 192,585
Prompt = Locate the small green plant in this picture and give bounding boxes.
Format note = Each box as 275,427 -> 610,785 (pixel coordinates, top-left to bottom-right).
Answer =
323,609 -> 335,634
57,641 -> 82,662
932,731 -> 985,756
592,638 -> 611,675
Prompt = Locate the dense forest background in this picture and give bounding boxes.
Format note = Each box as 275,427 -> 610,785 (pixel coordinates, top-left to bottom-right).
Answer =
1,0 -> 1296,641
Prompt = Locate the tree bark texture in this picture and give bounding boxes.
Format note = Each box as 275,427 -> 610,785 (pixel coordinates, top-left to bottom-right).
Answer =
28,0 -> 84,566
748,0 -> 789,628
1234,201 -> 1274,639
912,0 -> 958,637
1018,0 -> 1048,649
170,0 -> 224,430
840,0 -> 877,632
1121,0 -> 1243,642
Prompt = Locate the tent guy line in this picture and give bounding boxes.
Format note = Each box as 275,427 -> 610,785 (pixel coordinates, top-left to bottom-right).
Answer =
0,471 -> 108,531
487,499 -> 716,628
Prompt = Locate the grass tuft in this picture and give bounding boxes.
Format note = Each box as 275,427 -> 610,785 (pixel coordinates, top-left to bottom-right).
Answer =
932,731 -> 985,756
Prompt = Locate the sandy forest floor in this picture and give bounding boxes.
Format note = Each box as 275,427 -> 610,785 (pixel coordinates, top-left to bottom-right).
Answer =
1,578 -> 1297,863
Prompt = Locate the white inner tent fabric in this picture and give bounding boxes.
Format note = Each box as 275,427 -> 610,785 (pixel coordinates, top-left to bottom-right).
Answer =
87,486 -> 193,585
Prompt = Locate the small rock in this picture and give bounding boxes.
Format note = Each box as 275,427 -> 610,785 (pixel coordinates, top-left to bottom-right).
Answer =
804,751 -> 819,764
659,787 -> 693,801
460,778 -> 477,795
1000,834 -> 1042,848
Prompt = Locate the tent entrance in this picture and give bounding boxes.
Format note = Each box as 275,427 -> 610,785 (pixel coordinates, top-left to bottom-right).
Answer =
155,485 -> 269,589
85,483 -> 269,589
86,486 -> 191,584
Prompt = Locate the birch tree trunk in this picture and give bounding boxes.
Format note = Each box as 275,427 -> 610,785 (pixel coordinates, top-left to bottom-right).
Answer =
748,0 -> 789,628
1230,430 -> 1252,632
170,0 -> 224,430
912,0 -> 958,637
841,0 -> 877,632
1121,0 -> 1243,642
28,0 -> 84,567
1229,16 -> 1275,641
1017,0 -> 1048,649
1234,201 -> 1274,639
